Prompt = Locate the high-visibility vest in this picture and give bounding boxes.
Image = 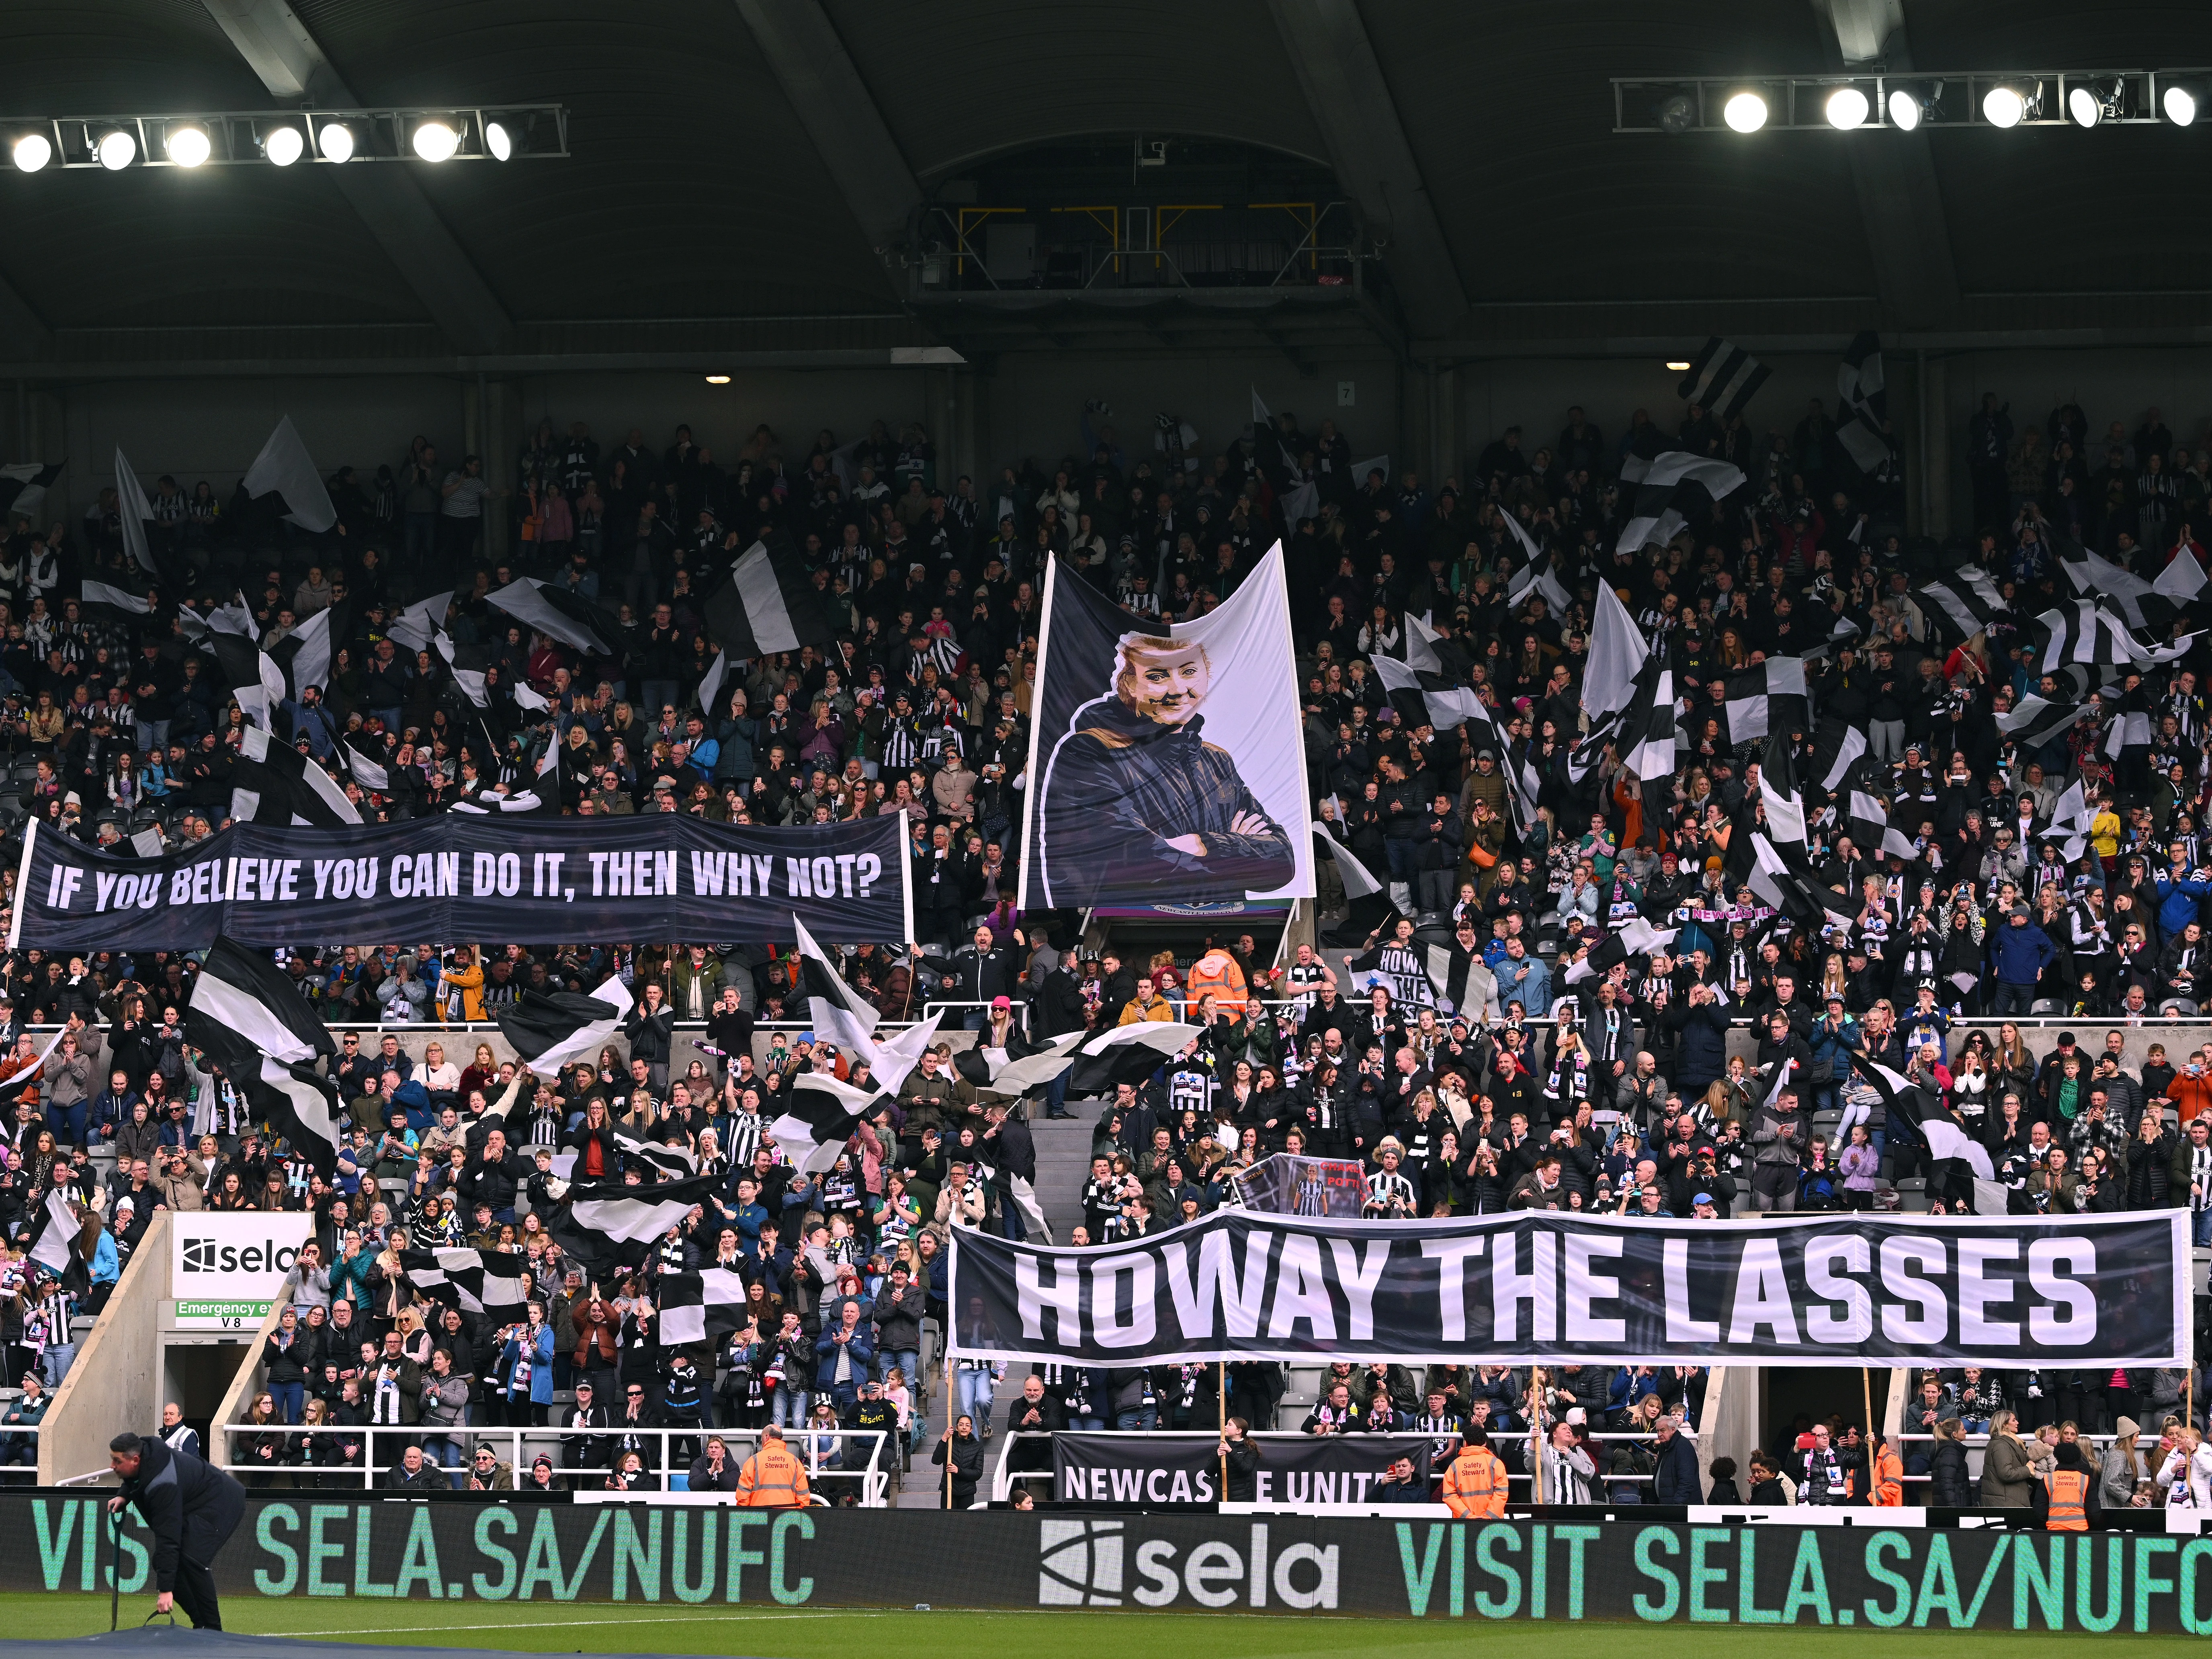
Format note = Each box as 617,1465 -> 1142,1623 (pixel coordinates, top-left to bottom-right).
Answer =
1870,1446 -> 1904,1506
1441,1448 -> 1507,1518
2046,1467 -> 2089,1531
737,1444 -> 811,1507
1185,953 -> 1248,1020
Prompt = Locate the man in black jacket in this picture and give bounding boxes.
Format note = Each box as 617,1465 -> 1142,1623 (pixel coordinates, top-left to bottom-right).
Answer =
561,1380 -> 612,1471
870,1267 -> 925,1387
1004,1374 -> 1066,1478
108,1431 -> 245,1628
982,1102 -> 1048,1241
1030,957 -> 1089,1119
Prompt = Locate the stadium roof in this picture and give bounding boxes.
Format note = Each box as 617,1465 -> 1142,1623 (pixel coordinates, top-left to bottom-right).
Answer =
5,0 -> 2212,377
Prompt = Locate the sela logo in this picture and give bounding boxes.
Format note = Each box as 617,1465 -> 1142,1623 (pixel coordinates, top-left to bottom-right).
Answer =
180,1236 -> 301,1275
1038,1519 -> 1123,1606
1038,1520 -> 1337,1610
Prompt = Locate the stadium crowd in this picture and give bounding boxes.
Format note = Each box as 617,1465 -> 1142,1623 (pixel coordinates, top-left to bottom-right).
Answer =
0,382 -> 2204,1497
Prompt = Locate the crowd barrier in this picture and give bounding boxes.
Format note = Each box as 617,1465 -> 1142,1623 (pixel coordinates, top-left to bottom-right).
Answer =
6,1495 -> 2209,1628
217,1423 -> 892,1505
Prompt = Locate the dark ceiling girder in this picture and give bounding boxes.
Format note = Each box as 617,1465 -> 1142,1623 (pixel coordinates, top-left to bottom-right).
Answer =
1817,0 -> 1961,330
199,0 -> 515,354
1264,0 -> 1468,338
732,0 -> 925,255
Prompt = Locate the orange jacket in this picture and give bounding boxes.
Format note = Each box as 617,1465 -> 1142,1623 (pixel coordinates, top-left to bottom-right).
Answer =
737,1442 -> 811,1507
2169,1071 -> 2212,1124
1185,951 -> 1249,1021
1865,1443 -> 1904,1506
1440,1446 -> 1508,1518
2044,1467 -> 2089,1530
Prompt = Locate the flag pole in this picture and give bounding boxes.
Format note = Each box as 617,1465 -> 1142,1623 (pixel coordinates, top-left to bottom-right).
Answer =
1862,1366 -> 1878,1501
943,1343 -> 956,1510
1530,1370 -> 1544,1505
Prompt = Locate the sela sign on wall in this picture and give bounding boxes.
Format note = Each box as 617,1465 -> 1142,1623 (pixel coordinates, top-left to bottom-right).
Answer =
170,1214 -> 314,1329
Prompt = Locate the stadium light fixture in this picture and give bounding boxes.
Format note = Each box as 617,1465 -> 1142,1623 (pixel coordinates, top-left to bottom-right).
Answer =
96,128 -> 137,170
485,118 -> 514,160
1664,360 -> 1692,372
1656,93 -> 1694,134
165,123 -> 212,168
2067,79 -> 2125,127
1824,86 -> 1870,129
410,119 -> 459,162
262,123 -> 304,166
317,120 -> 354,162
10,132 -> 51,173
2164,80 -> 2200,125
1982,82 -> 2030,127
705,375 -> 732,385
1722,90 -> 1769,132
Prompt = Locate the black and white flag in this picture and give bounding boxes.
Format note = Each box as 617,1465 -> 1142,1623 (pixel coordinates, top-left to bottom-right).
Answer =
0,460 -> 63,527
1847,788 -> 1923,863
1584,582 -> 1648,721
1757,731 -> 1809,848
208,633 -> 290,734
555,1171 -> 726,1257
656,1268 -> 748,1346
1371,653 -> 1485,729
1466,697 -> 1540,833
2040,777 -> 2095,862
488,578 -> 619,655
953,1031 -> 1086,1098
385,591 -> 453,655
1748,830 -> 1858,935
770,1070 -> 887,1175
1676,337 -> 1770,420
1617,654 -> 1679,782
240,416 -> 337,532
705,539 -> 836,660
793,916 -> 882,1055
1616,451 -> 1747,553
1563,917 -> 1678,985
1913,569 -> 2005,643
81,580 -> 154,616
344,744 -> 390,793
614,1130 -> 697,1182
1996,692 -> 2096,751
114,448 -> 160,578
26,1189 -> 83,1283
1812,714 -> 1868,792
400,1248 -> 529,1315
2034,601 -> 2138,673
231,724 -> 360,828
1723,656 -> 1811,747
1065,1021 -> 1207,1098
1835,331 -> 1895,473
183,936 -> 342,1174
496,977 -> 634,1075
1503,545 -> 1573,615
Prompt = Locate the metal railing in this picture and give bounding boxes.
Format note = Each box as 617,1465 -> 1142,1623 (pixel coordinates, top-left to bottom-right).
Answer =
219,1423 -> 893,1505
991,1426 -> 1690,1503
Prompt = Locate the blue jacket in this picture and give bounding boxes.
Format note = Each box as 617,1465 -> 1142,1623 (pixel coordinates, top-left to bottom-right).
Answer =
1671,1002 -> 1731,1090
1989,918 -> 2058,987
2155,873 -> 2212,940
813,1324 -> 875,1390
501,1325 -> 556,1404
88,1230 -> 120,1287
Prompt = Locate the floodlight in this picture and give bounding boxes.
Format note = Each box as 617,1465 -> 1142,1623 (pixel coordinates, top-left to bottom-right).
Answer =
1888,87 -> 1924,130
96,129 -> 137,170
1983,83 -> 2028,128
1825,87 -> 1869,129
411,119 -> 459,162
2165,82 -> 2200,126
263,124 -> 304,166
317,121 -> 354,163
165,123 -> 211,167
10,133 -> 50,173
1723,91 -> 1768,133
485,119 -> 513,160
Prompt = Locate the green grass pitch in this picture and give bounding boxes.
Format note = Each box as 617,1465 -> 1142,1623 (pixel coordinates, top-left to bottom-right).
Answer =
0,1596 -> 2199,1655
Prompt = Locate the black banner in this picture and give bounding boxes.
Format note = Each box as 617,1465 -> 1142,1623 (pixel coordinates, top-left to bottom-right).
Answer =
949,1210 -> 2191,1367
8,815 -> 911,950
1052,1432 -> 1436,1506
13,1496 -> 2212,1629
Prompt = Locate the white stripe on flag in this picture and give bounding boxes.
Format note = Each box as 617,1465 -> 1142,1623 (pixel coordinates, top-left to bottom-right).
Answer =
731,543 -> 799,654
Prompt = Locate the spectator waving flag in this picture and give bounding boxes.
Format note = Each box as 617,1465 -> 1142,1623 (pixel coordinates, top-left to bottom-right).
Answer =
549,1169 -> 726,1269
1465,696 -> 1540,834
1677,337 -> 1770,420
788,917 -> 939,1093
207,632 -> 291,734
1583,582 -> 1648,721
2034,600 -> 2140,672
401,1248 -> 528,1315
1996,691 -> 2097,752
1834,331 -> 1895,474
704,539 -> 836,661
1371,653 -> 1485,729
1564,917 -> 1678,985
1065,1021 -> 1206,1098
952,1031 -> 1086,1099
183,937 -> 343,1174
496,978 -> 634,1074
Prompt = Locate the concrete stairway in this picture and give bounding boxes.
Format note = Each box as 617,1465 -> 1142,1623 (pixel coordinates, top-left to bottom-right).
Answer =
1028,1098 -> 1106,1244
